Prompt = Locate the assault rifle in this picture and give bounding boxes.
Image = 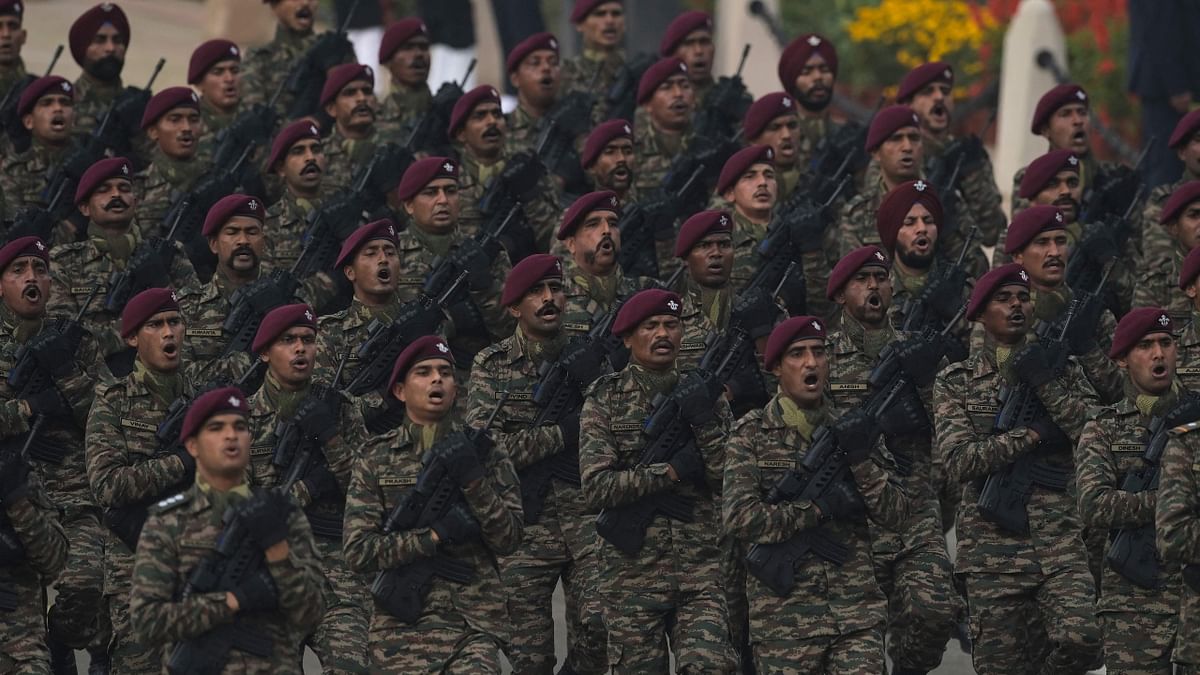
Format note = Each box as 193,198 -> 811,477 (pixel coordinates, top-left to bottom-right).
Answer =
1067,176 -> 1145,312
900,226 -> 979,335
103,199 -> 191,314
283,1 -> 358,119
604,52 -> 657,123
692,44 -> 752,142
616,165 -> 703,279
534,69 -> 598,198
756,176 -> 850,315
1080,139 -> 1152,226
402,59 -> 474,157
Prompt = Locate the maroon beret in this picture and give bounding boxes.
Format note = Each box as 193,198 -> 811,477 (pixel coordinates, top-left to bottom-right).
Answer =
506,32 -> 559,73
1017,149 -> 1079,200
659,11 -> 712,57
581,118 -> 633,168
1031,83 -> 1088,134
188,39 -> 240,84
1170,109 -> 1200,149
637,57 -> 687,105
558,190 -> 620,240
865,105 -> 920,152
743,92 -> 796,141
69,3 -> 130,67
778,34 -> 838,96
764,315 -> 827,370
266,119 -> 321,172
379,18 -> 429,63
140,87 -> 200,130
896,61 -> 954,103
335,219 -> 400,270
1179,246 -> 1200,290
17,76 -> 72,119
0,236 -> 49,273
74,156 -> 133,204
120,287 -> 180,338
202,194 -> 265,237
387,335 -> 455,391
448,85 -> 501,136
675,210 -> 733,257
0,0 -> 24,17
180,386 -> 248,441
502,254 -> 563,306
875,179 -> 943,251
1108,307 -> 1174,359
1004,205 -> 1067,254
252,303 -> 317,354
716,144 -> 774,196
320,63 -> 374,108
612,289 -> 682,337
826,246 -> 891,300
1160,180 -> 1200,224
570,0 -> 620,23
967,263 -> 1029,320
396,156 -> 459,201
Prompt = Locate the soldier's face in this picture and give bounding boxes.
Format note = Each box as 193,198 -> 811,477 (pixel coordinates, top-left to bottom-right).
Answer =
279,138 -> 325,197
22,93 -> 74,145
148,106 -> 203,161
127,311 -> 185,374
1032,170 -> 1081,223
510,278 -> 565,339
1044,102 -> 1089,156
773,339 -> 828,409
404,178 -> 460,234
0,14 -> 27,66
835,265 -> 892,328
674,30 -> 714,82
1118,333 -> 1176,397
910,82 -> 953,135
186,413 -> 251,481
344,239 -> 400,303
978,285 -> 1031,344
753,115 -> 799,168
456,102 -> 506,160
1178,133 -> 1200,177
685,233 -> 733,289
386,36 -> 431,88
873,127 -> 922,183
80,178 -> 136,229
646,74 -> 694,133
198,59 -> 241,113
396,359 -> 456,424
792,54 -> 834,112
1168,202 -> 1200,252
624,315 -> 681,371
1012,230 -> 1070,289
208,216 -> 264,277
510,49 -> 560,111
723,163 -> 776,221
0,255 -> 50,320
273,0 -> 317,33
262,326 -> 316,388
894,202 -> 939,271
82,25 -> 127,82
576,3 -> 624,50
590,138 -> 635,192
565,209 -> 620,276
324,79 -> 377,135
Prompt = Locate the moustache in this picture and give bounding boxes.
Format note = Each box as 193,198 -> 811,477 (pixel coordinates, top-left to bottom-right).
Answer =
232,245 -> 258,260
351,104 -> 374,116
301,161 -> 321,175
536,302 -> 559,317
104,197 -> 129,211
652,338 -> 674,350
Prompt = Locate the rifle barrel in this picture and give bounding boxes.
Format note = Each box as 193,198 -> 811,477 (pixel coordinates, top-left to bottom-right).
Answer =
458,59 -> 477,89
734,44 -> 751,78
338,0 -> 362,34
44,46 -> 63,76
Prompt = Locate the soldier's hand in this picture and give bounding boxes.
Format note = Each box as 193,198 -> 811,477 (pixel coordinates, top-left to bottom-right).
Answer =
1027,416 -> 1071,451
302,457 -> 340,502
171,445 -> 196,477
558,409 -> 580,454
25,387 -> 69,420
293,395 -> 339,445
731,287 -> 777,340
673,372 -> 721,428
814,478 -> 867,522
833,408 -> 881,465
231,569 -> 279,613
1064,299 -> 1103,356
666,442 -> 706,486
27,328 -> 79,379
0,451 -> 31,504
447,239 -> 494,291
431,502 -> 480,546
238,490 -> 294,551
436,434 -> 486,488
1008,343 -> 1062,388
876,385 -> 929,436
500,151 -> 546,199
892,337 -> 945,387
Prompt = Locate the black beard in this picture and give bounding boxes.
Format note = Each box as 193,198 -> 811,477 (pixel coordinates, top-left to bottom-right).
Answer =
85,55 -> 124,82
897,247 -> 935,271
795,89 -> 832,113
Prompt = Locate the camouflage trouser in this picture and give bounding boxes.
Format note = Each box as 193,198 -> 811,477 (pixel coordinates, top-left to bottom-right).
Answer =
307,536 -> 370,674
601,585 -> 738,674
752,626 -> 885,675
367,614 -> 502,673
0,572 -> 51,675
1099,610 -> 1175,675
47,510 -> 109,651
719,535 -> 749,664
104,539 -> 162,674
874,539 -> 957,671
964,569 -> 1101,675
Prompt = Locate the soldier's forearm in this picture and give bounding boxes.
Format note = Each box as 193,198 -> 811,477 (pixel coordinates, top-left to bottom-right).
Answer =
90,454 -> 188,508
1081,482 -> 1155,530
941,432 -> 1034,485
268,554 -> 326,635
581,463 -> 675,511
494,426 -> 563,470
342,515 -> 438,572
462,473 -> 524,555
851,459 -> 911,531
133,591 -> 235,646
7,497 -> 67,576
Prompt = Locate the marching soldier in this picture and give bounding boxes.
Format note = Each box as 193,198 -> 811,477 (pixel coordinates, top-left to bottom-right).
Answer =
241,0 -> 349,117
777,33 -> 840,171
320,63 -> 380,194
743,92 -> 801,202
1077,307 -> 1187,674
582,118 -> 637,200
1143,109 -> 1200,271
187,39 -> 243,141
659,11 -> 716,105
67,3 -> 130,139
376,18 -> 432,133
724,315 -> 911,672
136,87 -> 208,234
1135,180 -> 1200,321
633,57 -> 693,195
720,144 -> 777,290
504,32 -> 561,155
556,191 -> 645,339
0,0 -> 26,95
579,288 -> 737,673
872,180 -> 959,330
1176,246 -> 1200,391
0,76 -> 75,222
263,119 -> 326,267
933,263 -> 1102,673
673,210 -> 735,371
560,0 -> 626,116
129,386 -> 326,673
342,335 -> 523,672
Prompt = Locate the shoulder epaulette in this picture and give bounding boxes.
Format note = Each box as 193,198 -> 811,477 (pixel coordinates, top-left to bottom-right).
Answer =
1170,420 -> 1200,436
49,240 -> 87,259
474,341 -> 507,363
150,491 -> 190,514
583,370 -> 621,398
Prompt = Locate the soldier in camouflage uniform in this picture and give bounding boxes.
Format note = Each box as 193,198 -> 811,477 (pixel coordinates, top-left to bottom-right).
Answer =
1176,247 -> 1200,391
1135,181 -> 1200,322
660,11 -> 717,106
632,58 -> 693,197
1077,307 -> 1186,674
1156,395 -> 1200,673
583,118 -> 636,201
240,0 -> 320,116
824,245 -> 958,674
0,0 -> 26,97
504,32 -> 562,157
264,120 -> 326,267
560,0 -> 626,121
580,288 -> 737,673
135,87 -> 208,236
724,315 -> 912,673
129,386 -> 326,673
744,92 -> 802,203
0,76 -> 75,224
466,254 -> 607,675
673,211 -> 735,372
188,39 -> 243,143
85,288 -> 196,673
777,33 -> 845,176
0,237 -> 110,674
245,303 -> 369,673
343,335 -> 524,672
376,18 -> 432,134
1143,110 -> 1200,273
320,63 -> 380,194
933,263 -> 1103,674
67,3 -> 130,140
